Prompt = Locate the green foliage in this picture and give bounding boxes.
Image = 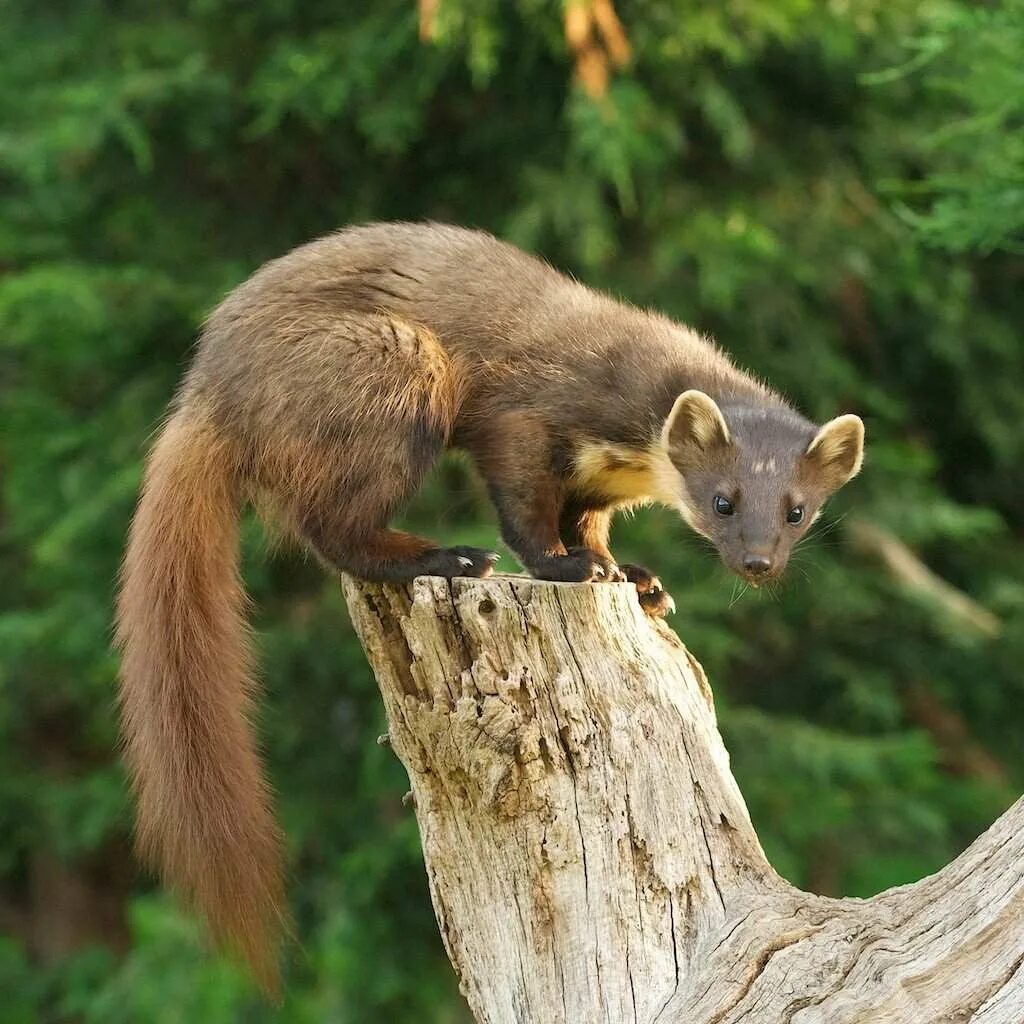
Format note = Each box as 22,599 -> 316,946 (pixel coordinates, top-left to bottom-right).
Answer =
1,0 -> 1022,1020
868,0 -> 1024,253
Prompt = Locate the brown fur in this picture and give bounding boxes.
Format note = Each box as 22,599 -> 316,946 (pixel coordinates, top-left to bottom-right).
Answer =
115,413 -> 286,993
116,306 -> 466,991
116,222 -> 862,992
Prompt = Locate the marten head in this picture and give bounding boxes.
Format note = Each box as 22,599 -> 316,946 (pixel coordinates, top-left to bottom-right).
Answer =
661,390 -> 864,585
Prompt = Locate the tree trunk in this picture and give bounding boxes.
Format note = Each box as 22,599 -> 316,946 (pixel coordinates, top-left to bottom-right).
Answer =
342,574 -> 1024,1024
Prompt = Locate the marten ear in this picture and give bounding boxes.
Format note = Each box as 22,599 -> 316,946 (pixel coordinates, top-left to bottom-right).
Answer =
662,390 -> 731,461
804,414 -> 865,491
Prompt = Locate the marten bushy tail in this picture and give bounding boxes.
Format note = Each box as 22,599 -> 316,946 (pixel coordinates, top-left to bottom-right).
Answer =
115,410 -> 286,994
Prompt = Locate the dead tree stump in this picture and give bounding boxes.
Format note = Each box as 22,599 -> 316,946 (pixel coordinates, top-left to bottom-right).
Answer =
343,574 -> 1024,1024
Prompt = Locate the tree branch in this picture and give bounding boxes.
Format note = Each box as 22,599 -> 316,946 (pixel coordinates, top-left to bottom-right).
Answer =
848,519 -> 1001,638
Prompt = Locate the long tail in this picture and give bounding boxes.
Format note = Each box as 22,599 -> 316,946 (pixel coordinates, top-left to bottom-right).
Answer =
115,409 -> 286,994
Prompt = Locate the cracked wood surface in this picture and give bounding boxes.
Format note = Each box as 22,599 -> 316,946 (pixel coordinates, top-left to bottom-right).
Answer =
342,574 -> 1024,1024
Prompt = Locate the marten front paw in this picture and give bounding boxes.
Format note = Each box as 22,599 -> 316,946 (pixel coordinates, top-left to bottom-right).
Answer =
620,563 -> 676,617
532,547 -> 623,584
418,546 -> 501,579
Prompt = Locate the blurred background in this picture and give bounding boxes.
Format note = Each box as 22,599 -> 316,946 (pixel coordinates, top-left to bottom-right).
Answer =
2,0 -> 1023,1020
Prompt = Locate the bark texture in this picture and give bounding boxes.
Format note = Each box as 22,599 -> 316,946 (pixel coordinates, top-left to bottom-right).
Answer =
342,573 -> 1024,1024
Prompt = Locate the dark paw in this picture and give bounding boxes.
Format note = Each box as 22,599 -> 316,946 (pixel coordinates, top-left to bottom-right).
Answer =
638,588 -> 676,617
417,546 -> 500,579
532,547 -> 624,583
620,563 -> 676,617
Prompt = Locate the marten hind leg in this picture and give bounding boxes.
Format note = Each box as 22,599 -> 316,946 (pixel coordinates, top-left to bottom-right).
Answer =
240,311 -> 498,582
291,440 -> 500,582
289,406 -> 499,584
301,514 -> 500,584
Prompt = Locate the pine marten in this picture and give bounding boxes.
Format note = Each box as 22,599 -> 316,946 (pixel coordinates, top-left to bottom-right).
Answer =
115,222 -> 865,992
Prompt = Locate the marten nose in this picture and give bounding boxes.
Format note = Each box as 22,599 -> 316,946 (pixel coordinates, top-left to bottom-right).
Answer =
743,554 -> 773,576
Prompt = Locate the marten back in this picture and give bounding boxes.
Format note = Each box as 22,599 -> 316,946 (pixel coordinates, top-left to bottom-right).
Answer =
191,222 -> 580,373
186,222 -> 761,452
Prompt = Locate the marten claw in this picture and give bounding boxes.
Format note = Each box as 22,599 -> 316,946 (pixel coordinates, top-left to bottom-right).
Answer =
457,556 -> 474,567
485,551 -> 501,563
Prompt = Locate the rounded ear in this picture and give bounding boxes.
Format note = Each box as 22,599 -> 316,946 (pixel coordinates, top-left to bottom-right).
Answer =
662,390 -> 731,458
804,414 -> 865,490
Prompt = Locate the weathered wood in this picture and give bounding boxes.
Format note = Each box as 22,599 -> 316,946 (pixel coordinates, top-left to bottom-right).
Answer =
342,573 -> 1024,1024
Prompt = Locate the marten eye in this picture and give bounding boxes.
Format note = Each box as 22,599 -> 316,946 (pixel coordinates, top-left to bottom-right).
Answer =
787,505 -> 805,525
713,495 -> 735,517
